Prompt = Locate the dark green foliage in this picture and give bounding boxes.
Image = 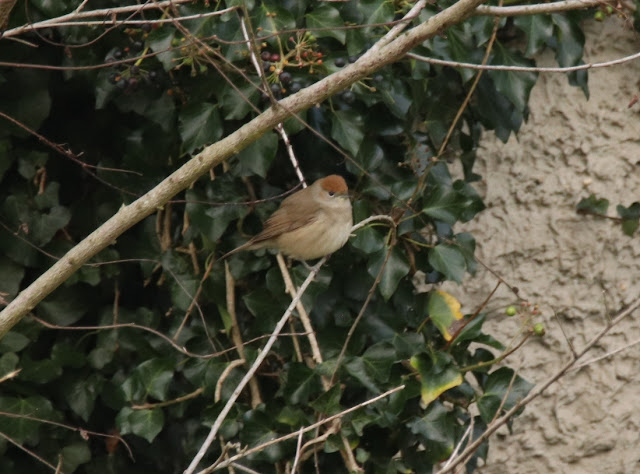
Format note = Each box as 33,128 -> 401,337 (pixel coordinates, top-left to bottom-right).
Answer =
0,0 -> 598,472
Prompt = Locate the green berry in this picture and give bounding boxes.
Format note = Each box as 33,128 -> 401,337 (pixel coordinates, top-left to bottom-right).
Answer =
505,306 -> 517,317
533,323 -> 545,336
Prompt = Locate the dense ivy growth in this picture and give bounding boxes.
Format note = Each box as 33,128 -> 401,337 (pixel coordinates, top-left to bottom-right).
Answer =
0,0 -> 607,472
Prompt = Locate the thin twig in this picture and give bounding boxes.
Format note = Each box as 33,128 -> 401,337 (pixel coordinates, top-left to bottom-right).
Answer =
225,261 -> 262,407
132,387 -> 204,410
205,385 -> 405,472
215,359 -> 246,403
185,258 -> 327,474
475,0 -> 605,16
406,49 -> 640,74
437,0 -> 502,157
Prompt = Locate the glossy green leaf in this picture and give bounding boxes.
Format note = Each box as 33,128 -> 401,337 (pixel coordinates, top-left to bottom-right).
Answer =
490,43 -> 537,112
179,102 -> 223,154
19,355 -> 62,384
428,290 -> 464,341
306,5 -> 346,43
552,14 -> 584,67
515,15 -> 554,57
410,352 -> 462,406
60,442 -> 91,473
407,401 -> 457,462
477,367 -> 534,423
118,407 -> 165,443
616,202 -> 640,236
0,331 -> 29,353
577,194 -> 609,215
367,246 -> 410,301
132,358 -> 176,402
280,363 -> 322,404
428,244 -> 467,283
309,384 -> 342,415
240,409 -> 283,461
331,109 -> 365,156
235,131 -> 278,177
62,374 -> 103,422
0,395 -> 56,444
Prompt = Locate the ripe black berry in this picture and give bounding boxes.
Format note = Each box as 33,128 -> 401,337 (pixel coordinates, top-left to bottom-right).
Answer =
113,49 -> 123,59
279,71 -> 292,84
334,57 -> 346,67
263,61 -> 272,72
261,51 -> 271,61
132,41 -> 144,51
290,82 -> 302,93
141,23 -> 152,33
270,83 -> 282,94
341,90 -> 356,104
348,55 -> 358,63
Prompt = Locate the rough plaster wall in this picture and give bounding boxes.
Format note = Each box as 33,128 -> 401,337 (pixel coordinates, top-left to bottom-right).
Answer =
442,18 -> 640,474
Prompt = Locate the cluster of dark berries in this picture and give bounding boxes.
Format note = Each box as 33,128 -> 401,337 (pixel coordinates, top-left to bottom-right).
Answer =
106,47 -> 163,93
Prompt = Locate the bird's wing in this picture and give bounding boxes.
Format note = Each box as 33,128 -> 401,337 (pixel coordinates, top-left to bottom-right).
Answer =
249,189 -> 319,244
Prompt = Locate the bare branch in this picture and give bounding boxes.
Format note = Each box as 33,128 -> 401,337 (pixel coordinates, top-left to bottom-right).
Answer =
185,258 -> 327,474
205,385 -> 406,472
475,0 -> 604,16
0,0 -> 488,340
407,50 -> 640,73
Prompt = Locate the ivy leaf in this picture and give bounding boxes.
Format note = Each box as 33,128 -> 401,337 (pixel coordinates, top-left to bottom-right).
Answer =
62,374 -> 103,422
428,290 -> 464,342
577,194 -> 609,215
428,244 -> 467,283
514,15 -> 554,57
241,409 -> 283,461
60,442 -> 91,473
0,395 -> 56,444
367,246 -> 410,301
309,385 -> 342,415
407,402 -> 457,463
490,43 -> 537,112
344,357 -> 381,394
179,102 -> 223,154
118,407 -> 165,443
361,341 -> 396,383
279,363 -> 322,405
551,13 -> 584,67
133,358 -> 176,402
19,355 -> 62,384
616,202 -> 640,236
0,256 -> 24,298
235,131 -> 278,178
38,287 -> 89,326
410,352 -> 462,406
477,368 -> 534,423
331,109 -> 365,156
306,5 -> 346,44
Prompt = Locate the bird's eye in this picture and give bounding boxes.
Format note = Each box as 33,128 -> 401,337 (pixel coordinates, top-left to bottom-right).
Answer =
328,191 -> 335,197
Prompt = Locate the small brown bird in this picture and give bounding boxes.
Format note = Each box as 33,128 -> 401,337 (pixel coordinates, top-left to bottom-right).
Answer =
223,175 -> 353,261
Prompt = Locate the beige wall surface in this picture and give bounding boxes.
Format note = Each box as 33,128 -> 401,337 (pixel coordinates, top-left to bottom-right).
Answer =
442,18 -> 640,474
